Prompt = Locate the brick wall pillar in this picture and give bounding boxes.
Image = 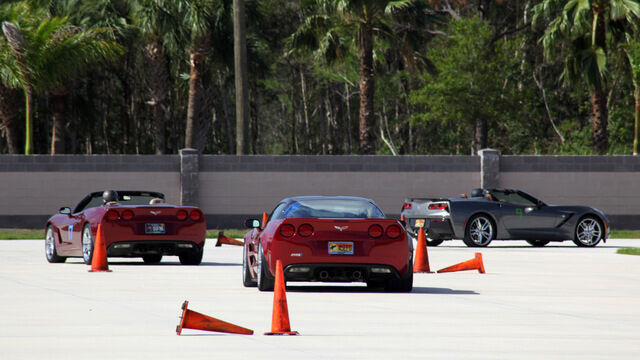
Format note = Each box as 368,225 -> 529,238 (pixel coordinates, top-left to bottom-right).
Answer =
479,148 -> 500,189
180,148 -> 200,206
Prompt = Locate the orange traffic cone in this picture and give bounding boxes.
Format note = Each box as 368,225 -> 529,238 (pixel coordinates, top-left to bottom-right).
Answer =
261,212 -> 269,228
176,300 -> 254,335
89,224 -> 111,272
413,227 -> 432,273
215,231 -> 244,247
264,260 -> 299,336
437,252 -> 486,274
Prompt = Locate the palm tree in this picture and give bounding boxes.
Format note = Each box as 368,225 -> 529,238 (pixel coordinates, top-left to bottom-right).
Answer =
624,37 -> 640,155
533,0 -> 640,153
290,0 -> 430,154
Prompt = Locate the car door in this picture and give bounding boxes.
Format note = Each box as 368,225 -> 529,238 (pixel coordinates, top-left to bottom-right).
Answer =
492,191 -> 562,239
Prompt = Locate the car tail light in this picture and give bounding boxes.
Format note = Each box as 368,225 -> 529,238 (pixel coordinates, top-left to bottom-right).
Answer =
121,210 -> 134,220
106,210 -> 119,221
177,210 -> 188,220
190,210 -> 202,221
368,224 -> 383,238
428,203 -> 448,211
298,223 -> 313,237
403,202 -> 412,210
385,224 -> 402,239
279,224 -> 295,238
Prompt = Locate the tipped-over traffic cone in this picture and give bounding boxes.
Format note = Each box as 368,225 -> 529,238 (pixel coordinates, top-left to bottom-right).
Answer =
265,260 -> 299,336
89,224 -> 111,272
437,252 -> 486,274
262,212 -> 269,228
215,231 -> 244,247
413,227 -> 432,273
176,300 -> 254,335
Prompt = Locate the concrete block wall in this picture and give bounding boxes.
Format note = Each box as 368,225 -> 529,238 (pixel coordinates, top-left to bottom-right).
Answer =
1,153 -> 639,229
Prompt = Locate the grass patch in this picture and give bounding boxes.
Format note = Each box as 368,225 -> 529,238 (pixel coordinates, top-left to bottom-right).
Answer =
609,230 -> 640,239
0,228 -> 247,240
617,248 -> 640,256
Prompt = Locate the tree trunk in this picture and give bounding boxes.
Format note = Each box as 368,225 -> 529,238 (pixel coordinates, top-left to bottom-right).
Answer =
49,86 -> 69,154
634,86 -> 639,155
591,90 -> 609,153
474,118 -> 488,152
24,88 -> 33,155
185,35 -> 209,151
358,24 -> 376,154
144,41 -> 170,154
0,84 -> 22,154
299,67 -> 311,153
234,0 -> 250,154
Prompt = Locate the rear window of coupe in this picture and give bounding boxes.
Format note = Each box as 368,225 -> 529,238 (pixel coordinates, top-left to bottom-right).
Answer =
273,200 -> 385,220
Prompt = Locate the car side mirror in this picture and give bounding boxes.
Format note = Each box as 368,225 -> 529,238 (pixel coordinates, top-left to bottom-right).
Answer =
59,207 -> 71,215
245,219 -> 261,229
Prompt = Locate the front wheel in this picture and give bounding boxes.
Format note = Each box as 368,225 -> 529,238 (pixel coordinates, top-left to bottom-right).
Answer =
82,224 -> 94,265
45,226 -> 66,263
573,216 -> 604,247
526,240 -> 550,247
242,244 -> 257,287
426,238 -> 444,247
179,248 -> 203,265
257,243 -> 274,291
463,215 -> 494,247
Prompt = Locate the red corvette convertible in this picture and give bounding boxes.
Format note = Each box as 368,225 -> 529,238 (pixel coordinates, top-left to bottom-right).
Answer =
242,196 -> 413,292
45,190 -> 206,265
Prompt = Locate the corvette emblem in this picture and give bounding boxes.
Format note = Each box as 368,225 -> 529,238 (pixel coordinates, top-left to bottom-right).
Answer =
150,210 -> 161,215
334,225 -> 349,232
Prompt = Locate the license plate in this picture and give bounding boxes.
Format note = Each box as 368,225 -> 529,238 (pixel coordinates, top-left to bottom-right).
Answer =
145,223 -> 166,234
414,219 -> 426,228
328,241 -> 353,255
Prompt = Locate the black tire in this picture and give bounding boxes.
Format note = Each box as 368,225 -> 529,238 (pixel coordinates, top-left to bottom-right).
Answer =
242,244 -> 257,287
463,214 -> 494,247
82,224 -> 94,265
426,238 -> 445,247
257,243 -> 275,291
572,216 -> 604,247
526,240 -> 550,247
384,256 -> 414,293
45,225 -> 66,263
179,248 -> 203,265
142,254 -> 163,264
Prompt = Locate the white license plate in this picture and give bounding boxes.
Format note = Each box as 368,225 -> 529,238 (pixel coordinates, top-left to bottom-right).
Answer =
145,223 -> 166,234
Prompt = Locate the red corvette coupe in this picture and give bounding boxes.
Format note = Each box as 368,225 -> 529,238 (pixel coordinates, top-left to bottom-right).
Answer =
242,196 -> 413,292
45,190 -> 206,265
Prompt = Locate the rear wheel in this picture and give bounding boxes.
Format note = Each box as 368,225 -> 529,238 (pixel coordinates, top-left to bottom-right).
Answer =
142,254 -> 162,264
243,245 -> 257,287
573,216 -> 604,247
82,224 -> 94,265
463,214 -> 494,247
526,240 -> 550,247
257,243 -> 274,291
385,256 -> 414,293
179,248 -> 203,265
45,226 -> 66,263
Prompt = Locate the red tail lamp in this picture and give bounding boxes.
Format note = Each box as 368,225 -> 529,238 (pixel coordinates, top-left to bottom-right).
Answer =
368,224 -> 383,238
177,210 -> 188,221
106,210 -> 119,221
298,223 -> 314,237
428,203 -> 448,211
279,224 -> 295,238
385,224 -> 402,239
403,202 -> 412,210
122,210 -> 134,220
190,210 -> 202,221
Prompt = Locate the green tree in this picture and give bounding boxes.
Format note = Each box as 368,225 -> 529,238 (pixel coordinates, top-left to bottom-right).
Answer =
533,0 -> 640,153
290,0 -> 430,154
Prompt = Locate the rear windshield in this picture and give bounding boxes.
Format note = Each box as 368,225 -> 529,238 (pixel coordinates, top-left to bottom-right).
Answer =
273,199 -> 385,219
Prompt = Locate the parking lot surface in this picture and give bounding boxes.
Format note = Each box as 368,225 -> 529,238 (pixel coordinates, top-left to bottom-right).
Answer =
1,238 -> 639,359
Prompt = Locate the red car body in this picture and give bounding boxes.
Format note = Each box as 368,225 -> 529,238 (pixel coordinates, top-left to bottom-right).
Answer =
242,196 -> 413,292
45,191 -> 206,265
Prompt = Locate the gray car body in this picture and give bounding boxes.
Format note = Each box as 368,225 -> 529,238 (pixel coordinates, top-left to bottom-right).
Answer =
402,189 -> 609,242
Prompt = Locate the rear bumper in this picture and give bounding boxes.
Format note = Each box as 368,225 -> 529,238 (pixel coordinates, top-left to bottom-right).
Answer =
106,240 -> 202,257
283,263 -> 403,283
404,216 -> 455,240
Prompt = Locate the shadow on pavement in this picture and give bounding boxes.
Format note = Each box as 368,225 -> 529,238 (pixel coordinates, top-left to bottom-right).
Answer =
285,285 -> 478,295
